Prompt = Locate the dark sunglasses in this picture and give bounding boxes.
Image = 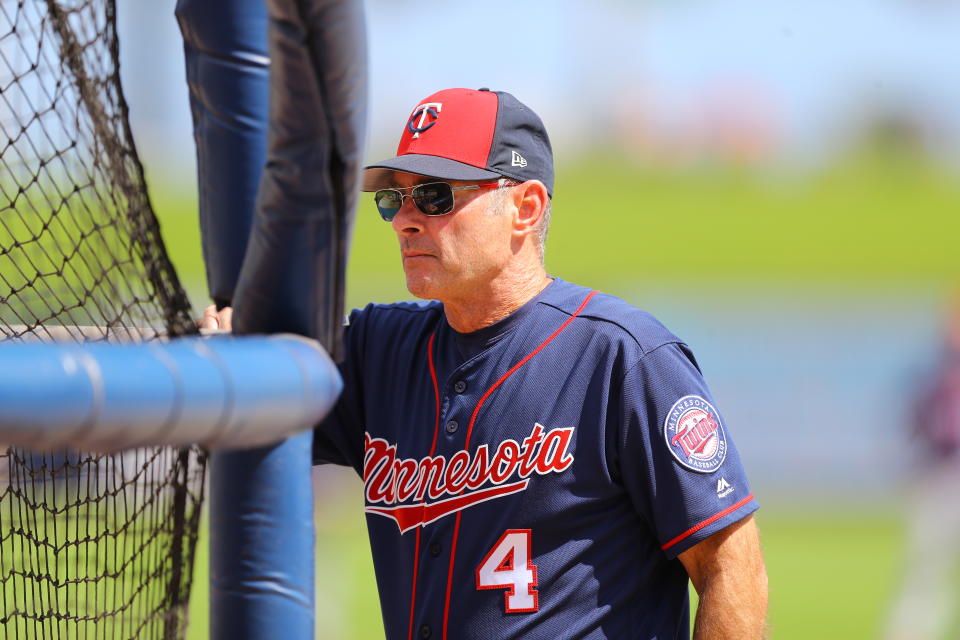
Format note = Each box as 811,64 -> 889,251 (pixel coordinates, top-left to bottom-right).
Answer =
374,181 -> 503,221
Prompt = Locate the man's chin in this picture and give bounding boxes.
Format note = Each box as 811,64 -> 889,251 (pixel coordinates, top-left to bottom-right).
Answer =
404,274 -> 439,301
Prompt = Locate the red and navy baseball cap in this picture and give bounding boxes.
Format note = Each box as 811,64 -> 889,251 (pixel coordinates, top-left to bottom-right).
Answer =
362,88 -> 554,197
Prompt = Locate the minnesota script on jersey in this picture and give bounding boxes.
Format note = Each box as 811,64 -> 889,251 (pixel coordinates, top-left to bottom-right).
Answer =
313,278 -> 758,640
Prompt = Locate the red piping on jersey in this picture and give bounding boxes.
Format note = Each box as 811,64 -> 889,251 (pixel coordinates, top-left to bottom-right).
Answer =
441,289 -> 598,640
407,333 -> 443,640
660,494 -> 755,551
426,332 -> 442,455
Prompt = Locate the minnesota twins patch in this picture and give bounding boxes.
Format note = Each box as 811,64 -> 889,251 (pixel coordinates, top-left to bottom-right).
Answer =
664,395 -> 727,473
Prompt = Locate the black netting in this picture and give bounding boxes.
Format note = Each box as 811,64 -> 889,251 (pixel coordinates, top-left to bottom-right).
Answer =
0,449 -> 206,639
0,1 -> 206,638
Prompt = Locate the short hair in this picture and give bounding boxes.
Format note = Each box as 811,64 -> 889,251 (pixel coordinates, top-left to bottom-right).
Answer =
494,178 -> 550,263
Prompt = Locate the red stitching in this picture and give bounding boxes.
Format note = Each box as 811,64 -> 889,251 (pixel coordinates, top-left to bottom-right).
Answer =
464,290 -> 599,451
407,332 -> 442,640
406,527 -> 421,640
442,290 -> 598,639
660,494 -> 755,551
427,332 -> 442,457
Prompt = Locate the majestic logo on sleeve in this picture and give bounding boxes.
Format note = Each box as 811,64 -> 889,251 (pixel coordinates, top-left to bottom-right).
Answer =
664,395 -> 727,473
364,423 -> 574,533
408,102 -> 442,138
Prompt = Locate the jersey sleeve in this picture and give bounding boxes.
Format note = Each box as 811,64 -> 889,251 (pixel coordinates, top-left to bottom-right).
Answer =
615,342 -> 758,558
311,306 -> 368,474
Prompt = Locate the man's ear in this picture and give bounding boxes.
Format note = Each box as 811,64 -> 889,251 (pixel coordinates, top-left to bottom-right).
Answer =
511,180 -> 549,239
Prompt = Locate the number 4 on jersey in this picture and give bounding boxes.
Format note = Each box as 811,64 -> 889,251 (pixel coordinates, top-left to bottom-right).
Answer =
476,529 -> 539,613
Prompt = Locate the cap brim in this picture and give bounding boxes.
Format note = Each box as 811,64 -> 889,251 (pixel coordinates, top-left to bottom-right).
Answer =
362,154 -> 501,191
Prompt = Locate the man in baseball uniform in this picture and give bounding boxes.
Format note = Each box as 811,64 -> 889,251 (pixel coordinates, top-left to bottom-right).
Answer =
204,87 -> 767,639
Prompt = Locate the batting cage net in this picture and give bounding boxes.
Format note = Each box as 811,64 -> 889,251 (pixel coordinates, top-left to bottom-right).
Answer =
1,1 -> 206,638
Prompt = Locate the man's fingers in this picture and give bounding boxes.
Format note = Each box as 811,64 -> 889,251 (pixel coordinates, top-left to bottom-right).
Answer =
199,305 -> 219,330
198,305 -> 233,331
218,307 -> 233,331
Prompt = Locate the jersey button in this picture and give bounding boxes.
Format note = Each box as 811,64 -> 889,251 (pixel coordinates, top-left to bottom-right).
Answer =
445,420 -> 458,434
453,380 -> 467,393
419,624 -> 432,639
429,542 -> 442,557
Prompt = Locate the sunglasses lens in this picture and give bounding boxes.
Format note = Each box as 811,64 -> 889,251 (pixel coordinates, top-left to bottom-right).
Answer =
374,190 -> 403,221
412,183 -> 454,215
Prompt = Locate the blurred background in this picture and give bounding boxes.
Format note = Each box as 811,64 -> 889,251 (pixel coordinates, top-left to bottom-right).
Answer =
118,1 -> 960,638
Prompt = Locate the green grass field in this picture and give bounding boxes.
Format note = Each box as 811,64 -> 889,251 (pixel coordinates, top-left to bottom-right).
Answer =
150,150 -> 960,309
760,508 -> 906,639
184,475 -> 908,640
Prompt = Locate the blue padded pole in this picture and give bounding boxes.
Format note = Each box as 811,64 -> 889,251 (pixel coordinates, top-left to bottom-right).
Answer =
176,1 -> 317,638
209,435 -> 315,639
179,0 -> 367,636
175,0 -> 269,310
0,335 -> 341,452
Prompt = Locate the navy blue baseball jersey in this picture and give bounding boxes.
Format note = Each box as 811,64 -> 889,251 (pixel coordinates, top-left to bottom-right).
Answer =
313,278 -> 758,640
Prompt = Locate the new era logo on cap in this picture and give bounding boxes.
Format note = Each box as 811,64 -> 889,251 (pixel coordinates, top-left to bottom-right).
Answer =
362,88 -> 554,197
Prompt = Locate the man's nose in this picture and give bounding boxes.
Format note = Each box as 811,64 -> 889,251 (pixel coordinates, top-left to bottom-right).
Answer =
391,197 -> 424,235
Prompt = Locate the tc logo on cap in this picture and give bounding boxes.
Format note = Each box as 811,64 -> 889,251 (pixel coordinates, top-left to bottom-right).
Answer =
408,102 -> 443,139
